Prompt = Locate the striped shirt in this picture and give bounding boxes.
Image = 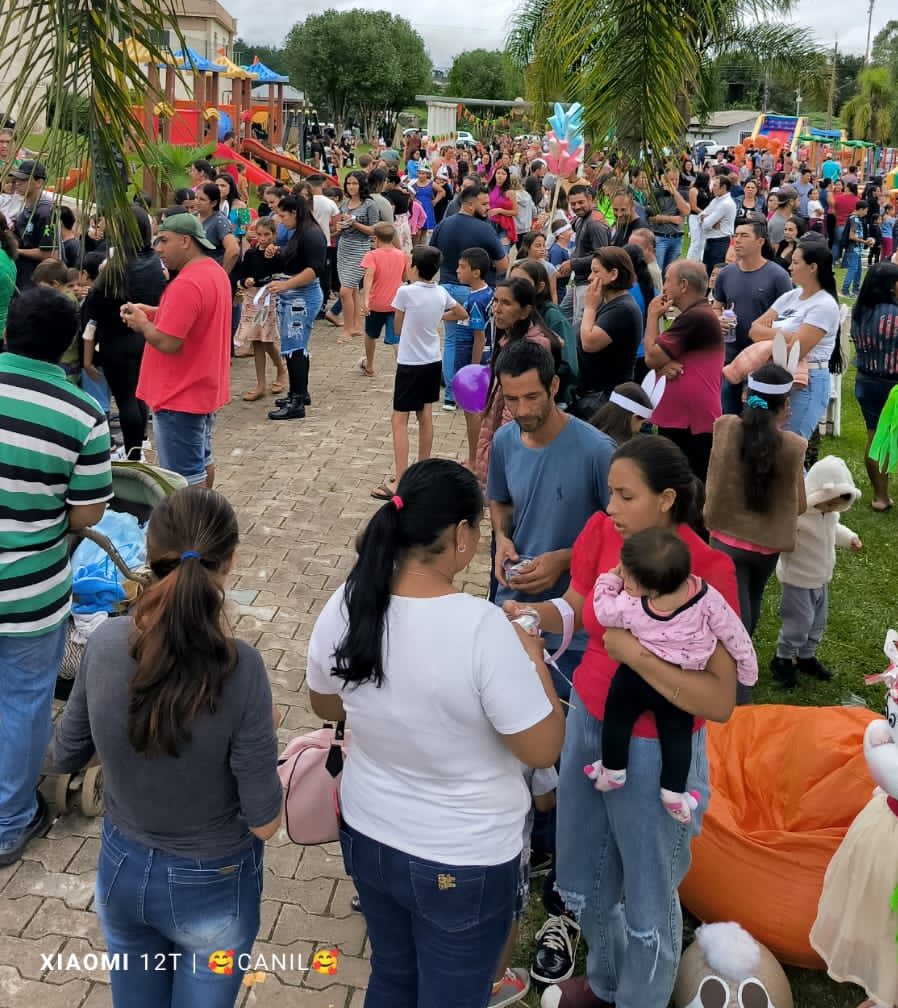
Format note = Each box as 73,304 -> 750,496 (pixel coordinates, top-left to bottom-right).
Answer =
0,352 -> 113,636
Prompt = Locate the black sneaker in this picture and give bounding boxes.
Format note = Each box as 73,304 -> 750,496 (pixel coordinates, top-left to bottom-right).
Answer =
770,655 -> 798,689
350,894 -> 362,913
529,850 -> 554,878
0,792 -> 51,867
531,913 -> 580,984
798,656 -> 833,681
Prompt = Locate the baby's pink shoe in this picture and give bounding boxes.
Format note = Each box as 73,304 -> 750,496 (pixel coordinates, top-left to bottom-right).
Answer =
661,788 -> 699,824
583,761 -> 627,792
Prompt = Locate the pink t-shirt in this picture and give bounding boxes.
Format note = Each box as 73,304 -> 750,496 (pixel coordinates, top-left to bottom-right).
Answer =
651,302 -> 723,434
593,572 -> 757,685
360,246 -> 407,312
136,256 -> 231,414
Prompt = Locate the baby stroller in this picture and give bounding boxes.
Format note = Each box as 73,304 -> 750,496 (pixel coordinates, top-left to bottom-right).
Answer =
46,461 -> 186,817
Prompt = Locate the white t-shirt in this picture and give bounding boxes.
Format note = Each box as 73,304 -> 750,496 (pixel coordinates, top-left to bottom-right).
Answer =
306,588 -> 552,865
769,287 -> 841,364
391,281 -> 456,365
311,194 -> 339,242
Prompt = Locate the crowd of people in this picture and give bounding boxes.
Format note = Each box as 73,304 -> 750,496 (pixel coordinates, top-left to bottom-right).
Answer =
1,121 -> 898,1008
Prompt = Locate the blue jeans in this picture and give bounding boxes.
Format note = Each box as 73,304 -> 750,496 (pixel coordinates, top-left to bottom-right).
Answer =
152,410 -> 215,486
554,689 -> 709,1008
832,224 -> 845,262
339,818 -> 518,1008
441,282 -> 470,404
0,624 -> 67,852
276,281 -> 323,357
841,246 -> 862,294
785,366 -> 830,441
654,235 -> 683,277
96,821 -> 264,1008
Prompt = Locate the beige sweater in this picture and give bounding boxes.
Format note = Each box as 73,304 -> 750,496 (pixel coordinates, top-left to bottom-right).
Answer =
703,415 -> 807,552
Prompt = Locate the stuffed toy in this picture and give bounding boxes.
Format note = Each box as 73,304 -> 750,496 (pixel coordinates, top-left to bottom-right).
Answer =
673,922 -> 793,1008
810,630 -> 898,1008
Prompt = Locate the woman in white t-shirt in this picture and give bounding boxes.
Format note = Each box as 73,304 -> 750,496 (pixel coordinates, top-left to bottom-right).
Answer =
748,239 -> 842,440
306,458 -> 563,1008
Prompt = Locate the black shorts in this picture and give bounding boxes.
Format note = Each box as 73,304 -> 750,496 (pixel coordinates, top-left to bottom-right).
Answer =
393,361 -> 441,413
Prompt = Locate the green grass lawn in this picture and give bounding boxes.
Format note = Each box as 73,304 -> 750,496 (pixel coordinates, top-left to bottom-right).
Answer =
511,299 -> 889,1005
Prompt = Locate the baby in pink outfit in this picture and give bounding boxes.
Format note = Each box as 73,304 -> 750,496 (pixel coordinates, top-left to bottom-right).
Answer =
586,527 -> 757,823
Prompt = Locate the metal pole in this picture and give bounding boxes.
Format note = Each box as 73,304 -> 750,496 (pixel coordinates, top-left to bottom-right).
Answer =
864,0 -> 875,63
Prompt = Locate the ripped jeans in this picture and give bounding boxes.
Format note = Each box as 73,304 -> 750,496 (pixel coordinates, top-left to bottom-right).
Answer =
275,280 -> 323,357
554,688 -> 709,1008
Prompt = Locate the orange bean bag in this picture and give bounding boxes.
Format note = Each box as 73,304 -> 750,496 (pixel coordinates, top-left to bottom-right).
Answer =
680,705 -> 878,969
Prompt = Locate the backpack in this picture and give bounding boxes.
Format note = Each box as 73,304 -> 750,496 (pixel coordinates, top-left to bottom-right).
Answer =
276,722 -> 350,845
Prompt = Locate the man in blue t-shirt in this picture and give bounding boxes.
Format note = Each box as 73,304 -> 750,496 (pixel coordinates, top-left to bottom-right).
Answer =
432,186 -> 508,409
487,339 -> 613,700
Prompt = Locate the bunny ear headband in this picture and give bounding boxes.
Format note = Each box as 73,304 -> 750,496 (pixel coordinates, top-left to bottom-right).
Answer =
609,371 -> 666,420
747,331 -> 797,395
865,629 -> 898,702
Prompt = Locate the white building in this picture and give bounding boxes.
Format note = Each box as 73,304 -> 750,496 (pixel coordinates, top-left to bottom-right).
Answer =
686,109 -> 759,150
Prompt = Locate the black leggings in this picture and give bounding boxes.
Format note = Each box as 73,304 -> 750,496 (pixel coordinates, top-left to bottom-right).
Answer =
603,663 -> 693,793
656,427 -> 713,484
100,352 -> 147,456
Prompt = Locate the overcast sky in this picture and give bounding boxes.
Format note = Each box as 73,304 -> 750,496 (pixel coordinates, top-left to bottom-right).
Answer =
229,0 -> 889,72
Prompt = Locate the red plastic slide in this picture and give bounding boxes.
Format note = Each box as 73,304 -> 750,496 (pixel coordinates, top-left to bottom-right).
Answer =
50,166 -> 85,194
240,138 -> 338,186
211,143 -> 276,186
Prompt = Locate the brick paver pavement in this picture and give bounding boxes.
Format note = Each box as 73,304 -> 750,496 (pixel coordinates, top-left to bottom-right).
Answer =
0,326 -> 493,1007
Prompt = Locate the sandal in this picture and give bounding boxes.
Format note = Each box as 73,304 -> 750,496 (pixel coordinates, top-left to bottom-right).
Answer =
370,481 -> 397,501
242,388 -> 266,402
358,358 -> 374,377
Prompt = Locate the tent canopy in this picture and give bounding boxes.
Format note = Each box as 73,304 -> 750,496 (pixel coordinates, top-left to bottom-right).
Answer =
169,48 -> 221,73
243,58 -> 288,84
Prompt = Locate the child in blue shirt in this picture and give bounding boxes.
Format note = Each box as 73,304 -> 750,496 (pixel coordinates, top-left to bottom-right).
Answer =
455,247 -> 494,470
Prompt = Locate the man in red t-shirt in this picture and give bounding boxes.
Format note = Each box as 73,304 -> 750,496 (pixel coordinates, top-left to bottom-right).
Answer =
122,215 -> 232,487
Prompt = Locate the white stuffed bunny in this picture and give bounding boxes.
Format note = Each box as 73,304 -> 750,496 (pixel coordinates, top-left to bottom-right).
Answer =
770,330 -> 801,377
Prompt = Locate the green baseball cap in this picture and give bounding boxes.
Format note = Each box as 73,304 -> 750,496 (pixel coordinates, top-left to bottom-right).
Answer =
157,213 -> 215,250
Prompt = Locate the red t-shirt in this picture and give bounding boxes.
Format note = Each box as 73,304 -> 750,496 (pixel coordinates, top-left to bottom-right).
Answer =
569,512 -> 739,737
832,192 -> 858,228
137,257 -> 232,414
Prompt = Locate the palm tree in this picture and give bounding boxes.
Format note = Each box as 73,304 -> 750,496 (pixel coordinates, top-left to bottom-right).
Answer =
0,0 -> 186,259
505,0 -> 821,163
841,67 -> 898,146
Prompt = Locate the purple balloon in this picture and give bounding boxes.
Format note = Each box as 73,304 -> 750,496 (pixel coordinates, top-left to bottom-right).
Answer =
452,364 -> 490,413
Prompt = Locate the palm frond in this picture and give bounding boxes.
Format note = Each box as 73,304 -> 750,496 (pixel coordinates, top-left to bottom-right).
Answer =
0,0 -> 188,270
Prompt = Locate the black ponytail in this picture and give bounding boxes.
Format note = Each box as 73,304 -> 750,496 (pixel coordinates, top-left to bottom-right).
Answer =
741,362 -> 792,513
332,459 -> 483,688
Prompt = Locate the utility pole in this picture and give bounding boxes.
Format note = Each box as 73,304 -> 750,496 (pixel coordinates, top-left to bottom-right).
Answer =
864,0 -> 875,63
795,86 -> 802,117
827,40 -> 838,129
762,67 -> 770,114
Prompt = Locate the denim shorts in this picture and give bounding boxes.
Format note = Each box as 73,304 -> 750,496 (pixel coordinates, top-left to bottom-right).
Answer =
855,371 -> 898,431
364,310 -> 398,345
152,410 -> 215,486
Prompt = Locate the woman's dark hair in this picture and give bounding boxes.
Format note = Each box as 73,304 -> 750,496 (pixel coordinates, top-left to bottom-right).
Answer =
693,171 -> 710,194
96,206 -> 155,298
611,434 -> 699,526
59,205 -> 76,230
199,181 -> 221,211
511,257 -> 549,297
490,166 -> 511,192
333,459 -> 483,687
519,230 -> 544,257
0,212 -> 17,260
174,187 -> 193,205
620,528 -> 691,596
344,170 -> 370,201
129,488 -> 239,757
740,362 -> 792,513
593,246 -> 636,291
278,194 -> 316,262
216,173 -> 239,203
590,381 -> 651,444
623,243 -> 654,313
786,215 -> 806,238
854,262 -> 898,320
795,238 -> 837,301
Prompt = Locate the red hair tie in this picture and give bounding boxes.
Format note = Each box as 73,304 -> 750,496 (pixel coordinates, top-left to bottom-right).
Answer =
391,494 -> 404,511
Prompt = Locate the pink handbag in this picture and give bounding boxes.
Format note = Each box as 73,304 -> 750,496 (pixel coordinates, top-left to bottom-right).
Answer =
277,722 -> 350,845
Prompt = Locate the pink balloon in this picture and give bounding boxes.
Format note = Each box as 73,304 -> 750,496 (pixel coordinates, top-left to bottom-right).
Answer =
451,364 -> 490,413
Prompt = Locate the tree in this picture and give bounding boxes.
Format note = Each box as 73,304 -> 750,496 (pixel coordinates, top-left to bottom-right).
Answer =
283,10 -> 430,136
871,20 -> 898,75
232,38 -> 288,77
506,0 -> 821,164
446,50 -> 523,102
0,0 -> 184,273
841,66 -> 897,145
834,53 -> 865,115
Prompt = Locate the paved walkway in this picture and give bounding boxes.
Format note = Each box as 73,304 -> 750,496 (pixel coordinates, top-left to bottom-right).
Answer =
0,325 -> 493,1007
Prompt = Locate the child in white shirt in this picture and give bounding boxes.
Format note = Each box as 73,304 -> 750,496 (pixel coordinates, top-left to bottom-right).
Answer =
371,245 -> 467,500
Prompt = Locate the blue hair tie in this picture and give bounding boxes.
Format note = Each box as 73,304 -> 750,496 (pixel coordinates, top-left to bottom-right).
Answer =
746,394 -> 768,411
180,550 -> 202,561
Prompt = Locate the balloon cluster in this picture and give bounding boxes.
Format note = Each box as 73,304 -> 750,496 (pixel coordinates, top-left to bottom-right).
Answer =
545,102 -> 584,177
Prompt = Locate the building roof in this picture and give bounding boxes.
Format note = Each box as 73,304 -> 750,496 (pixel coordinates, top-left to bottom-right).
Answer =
178,0 -> 237,34
244,58 -> 288,84
251,84 -> 305,103
688,109 -> 757,131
